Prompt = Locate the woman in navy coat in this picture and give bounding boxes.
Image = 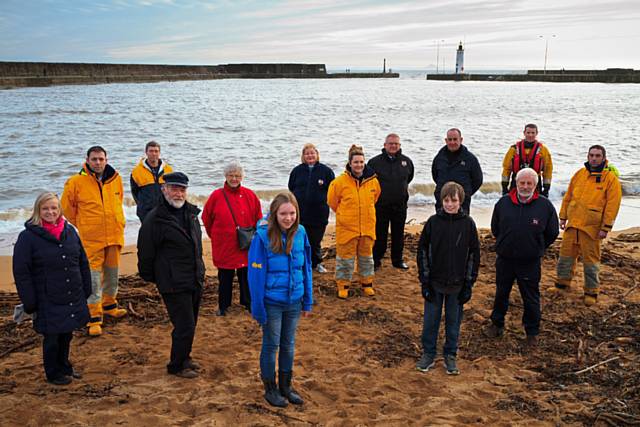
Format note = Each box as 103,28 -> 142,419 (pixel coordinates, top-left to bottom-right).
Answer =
288,143 -> 335,273
12,192 -> 91,385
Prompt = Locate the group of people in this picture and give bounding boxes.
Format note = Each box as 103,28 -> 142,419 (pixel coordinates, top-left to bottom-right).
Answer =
12,127 -> 622,409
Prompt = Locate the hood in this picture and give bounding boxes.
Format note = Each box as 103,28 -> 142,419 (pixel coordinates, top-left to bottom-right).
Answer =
345,164 -> 377,181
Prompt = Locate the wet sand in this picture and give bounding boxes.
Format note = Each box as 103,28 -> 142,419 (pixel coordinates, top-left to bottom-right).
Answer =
0,226 -> 639,425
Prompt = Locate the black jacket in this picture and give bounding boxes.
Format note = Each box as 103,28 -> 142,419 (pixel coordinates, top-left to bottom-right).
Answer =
417,210 -> 480,294
12,221 -> 91,334
137,199 -> 205,293
368,148 -> 414,207
431,145 -> 483,213
288,162 -> 335,226
491,190 -> 559,261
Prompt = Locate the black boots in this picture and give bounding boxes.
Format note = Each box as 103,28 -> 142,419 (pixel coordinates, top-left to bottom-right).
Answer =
279,371 -> 304,405
262,377 -> 288,407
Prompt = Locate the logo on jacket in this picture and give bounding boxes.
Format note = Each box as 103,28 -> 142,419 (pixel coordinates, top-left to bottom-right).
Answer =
251,262 -> 262,269
318,179 -> 324,185
401,161 -> 407,167
460,161 -> 466,166
531,218 -> 539,226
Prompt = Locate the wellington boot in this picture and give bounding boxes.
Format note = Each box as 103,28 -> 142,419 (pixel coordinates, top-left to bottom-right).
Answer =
362,284 -> 375,297
547,283 -> 569,296
102,295 -> 127,318
262,377 -> 288,408
336,281 -> 350,299
279,371 -> 304,405
88,324 -> 102,336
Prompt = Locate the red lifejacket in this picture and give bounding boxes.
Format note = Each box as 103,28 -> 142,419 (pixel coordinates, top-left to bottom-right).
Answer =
512,140 -> 544,173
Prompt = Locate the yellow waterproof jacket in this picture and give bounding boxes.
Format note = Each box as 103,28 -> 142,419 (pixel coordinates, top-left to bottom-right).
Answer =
61,163 -> 125,253
502,141 -> 553,187
559,161 -> 622,239
328,167 -> 381,245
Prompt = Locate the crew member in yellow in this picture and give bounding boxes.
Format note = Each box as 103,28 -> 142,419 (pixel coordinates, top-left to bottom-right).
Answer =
327,145 -> 381,299
130,140 -> 173,222
551,145 -> 622,306
61,146 -> 127,336
502,123 -> 553,197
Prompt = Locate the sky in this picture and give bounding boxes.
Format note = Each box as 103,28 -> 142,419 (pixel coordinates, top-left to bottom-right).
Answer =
1,0 -> 639,70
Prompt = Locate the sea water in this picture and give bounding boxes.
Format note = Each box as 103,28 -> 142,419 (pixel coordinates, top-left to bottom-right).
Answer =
1,73 -> 639,252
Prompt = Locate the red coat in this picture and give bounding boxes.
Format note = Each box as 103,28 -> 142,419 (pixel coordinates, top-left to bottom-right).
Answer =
202,183 -> 263,269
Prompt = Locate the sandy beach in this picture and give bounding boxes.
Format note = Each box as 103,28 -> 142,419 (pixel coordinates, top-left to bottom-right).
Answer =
1,225 -> 639,425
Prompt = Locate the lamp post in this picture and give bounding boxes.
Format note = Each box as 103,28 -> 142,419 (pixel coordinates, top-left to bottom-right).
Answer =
435,39 -> 445,74
538,35 -> 556,74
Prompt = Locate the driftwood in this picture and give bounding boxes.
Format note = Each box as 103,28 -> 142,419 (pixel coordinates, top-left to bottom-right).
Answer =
574,356 -> 620,375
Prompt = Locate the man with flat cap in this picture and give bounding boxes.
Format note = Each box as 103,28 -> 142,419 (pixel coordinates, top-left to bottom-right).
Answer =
137,172 -> 205,379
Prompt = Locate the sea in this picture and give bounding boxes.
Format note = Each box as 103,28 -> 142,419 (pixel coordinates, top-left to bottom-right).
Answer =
1,71 -> 639,253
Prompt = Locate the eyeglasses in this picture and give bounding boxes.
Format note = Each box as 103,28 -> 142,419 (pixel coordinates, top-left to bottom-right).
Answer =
446,138 -> 459,141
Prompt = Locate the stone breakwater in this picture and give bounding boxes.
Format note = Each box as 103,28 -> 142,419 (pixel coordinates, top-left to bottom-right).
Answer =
0,61 -> 398,88
427,68 -> 640,83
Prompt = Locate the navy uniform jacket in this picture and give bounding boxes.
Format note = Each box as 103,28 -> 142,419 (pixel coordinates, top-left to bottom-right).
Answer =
368,148 -> 414,207
432,145 -> 483,213
288,162 -> 335,226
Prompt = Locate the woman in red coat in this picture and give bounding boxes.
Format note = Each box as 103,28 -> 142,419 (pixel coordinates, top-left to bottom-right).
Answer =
203,162 -> 263,316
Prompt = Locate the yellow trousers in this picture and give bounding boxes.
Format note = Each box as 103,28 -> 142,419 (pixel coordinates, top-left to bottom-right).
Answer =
556,228 -> 601,293
87,245 -> 121,306
335,236 -> 374,285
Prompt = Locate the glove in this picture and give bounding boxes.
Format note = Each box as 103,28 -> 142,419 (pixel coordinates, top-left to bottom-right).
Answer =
421,281 -> 435,302
501,181 -> 509,196
458,282 -> 473,305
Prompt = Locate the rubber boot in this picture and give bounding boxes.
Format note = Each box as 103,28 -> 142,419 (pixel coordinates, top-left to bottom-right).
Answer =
547,282 -> 570,295
361,281 -> 375,296
262,377 -> 288,407
87,302 -> 103,336
584,292 -> 598,306
102,294 -> 127,318
279,371 -> 304,405
336,280 -> 350,299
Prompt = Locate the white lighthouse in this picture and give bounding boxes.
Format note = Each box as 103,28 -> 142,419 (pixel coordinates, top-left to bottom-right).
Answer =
455,41 -> 464,74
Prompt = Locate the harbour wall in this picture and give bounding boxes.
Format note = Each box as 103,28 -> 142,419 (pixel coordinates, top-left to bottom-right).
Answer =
426,68 -> 640,83
0,61 -> 398,88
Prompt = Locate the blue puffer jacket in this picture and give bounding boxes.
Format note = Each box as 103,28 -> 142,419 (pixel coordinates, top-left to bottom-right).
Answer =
248,218 -> 313,325
12,221 -> 91,334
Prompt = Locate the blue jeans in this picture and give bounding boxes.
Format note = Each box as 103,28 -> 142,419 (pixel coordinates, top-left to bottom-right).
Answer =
421,291 -> 463,357
260,300 -> 302,379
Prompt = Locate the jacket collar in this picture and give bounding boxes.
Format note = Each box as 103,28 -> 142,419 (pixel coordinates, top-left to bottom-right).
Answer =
436,208 -> 467,220
508,187 -> 539,205
155,197 -> 200,220
24,220 -> 69,243
381,148 -> 403,159
81,163 -> 118,183
345,164 -> 376,181
142,158 -> 165,173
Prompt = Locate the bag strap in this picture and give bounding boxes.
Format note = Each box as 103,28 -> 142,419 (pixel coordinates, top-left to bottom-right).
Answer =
221,189 -> 239,228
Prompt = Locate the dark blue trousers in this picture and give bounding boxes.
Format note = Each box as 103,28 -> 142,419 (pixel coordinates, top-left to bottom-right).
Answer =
43,332 -> 73,381
491,256 -> 541,336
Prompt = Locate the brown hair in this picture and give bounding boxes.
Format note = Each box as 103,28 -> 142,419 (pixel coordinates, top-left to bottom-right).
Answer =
28,192 -> 61,226
440,181 -> 465,204
589,144 -> 606,158
145,140 -> 161,152
348,144 -> 364,162
524,123 -> 538,132
300,143 -> 319,163
268,192 -> 300,255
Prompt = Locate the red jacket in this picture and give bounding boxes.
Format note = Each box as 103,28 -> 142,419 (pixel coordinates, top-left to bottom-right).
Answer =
202,183 -> 263,269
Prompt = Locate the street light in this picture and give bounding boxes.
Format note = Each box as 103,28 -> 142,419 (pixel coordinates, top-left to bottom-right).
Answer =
435,39 -> 445,74
538,35 -> 556,74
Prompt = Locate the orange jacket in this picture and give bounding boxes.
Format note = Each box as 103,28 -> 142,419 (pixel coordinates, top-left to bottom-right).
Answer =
328,167 -> 381,245
559,161 -> 622,240
61,163 -> 125,254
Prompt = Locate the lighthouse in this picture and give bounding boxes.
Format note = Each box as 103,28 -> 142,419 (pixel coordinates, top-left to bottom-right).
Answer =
455,41 -> 464,74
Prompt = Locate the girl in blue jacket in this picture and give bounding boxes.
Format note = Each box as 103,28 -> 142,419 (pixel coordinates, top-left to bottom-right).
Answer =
248,192 -> 313,408
12,192 -> 91,385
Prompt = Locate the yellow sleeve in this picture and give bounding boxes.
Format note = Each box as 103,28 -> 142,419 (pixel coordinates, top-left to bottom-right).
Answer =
61,178 -> 78,226
373,178 -> 381,203
541,144 -> 553,184
327,179 -> 339,212
501,146 -> 516,183
601,174 -> 622,232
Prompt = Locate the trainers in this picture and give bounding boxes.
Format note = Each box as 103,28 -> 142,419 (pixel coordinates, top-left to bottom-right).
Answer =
416,354 -> 436,372
444,355 -> 459,375
584,294 -> 598,306
484,323 -> 504,338
316,264 -> 327,274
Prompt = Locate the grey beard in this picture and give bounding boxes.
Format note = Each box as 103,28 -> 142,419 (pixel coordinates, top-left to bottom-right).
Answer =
164,195 -> 185,209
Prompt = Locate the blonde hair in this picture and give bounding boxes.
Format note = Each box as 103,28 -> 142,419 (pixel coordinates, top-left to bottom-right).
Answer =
267,192 -> 300,255
300,143 -> 320,163
28,192 -> 61,226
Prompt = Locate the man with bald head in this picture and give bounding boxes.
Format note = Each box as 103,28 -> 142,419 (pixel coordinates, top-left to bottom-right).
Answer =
486,168 -> 559,347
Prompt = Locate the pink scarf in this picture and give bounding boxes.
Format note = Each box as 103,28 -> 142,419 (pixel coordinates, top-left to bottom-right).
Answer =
42,218 -> 65,240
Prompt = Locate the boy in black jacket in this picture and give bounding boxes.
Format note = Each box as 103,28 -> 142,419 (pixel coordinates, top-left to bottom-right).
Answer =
416,181 -> 480,375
